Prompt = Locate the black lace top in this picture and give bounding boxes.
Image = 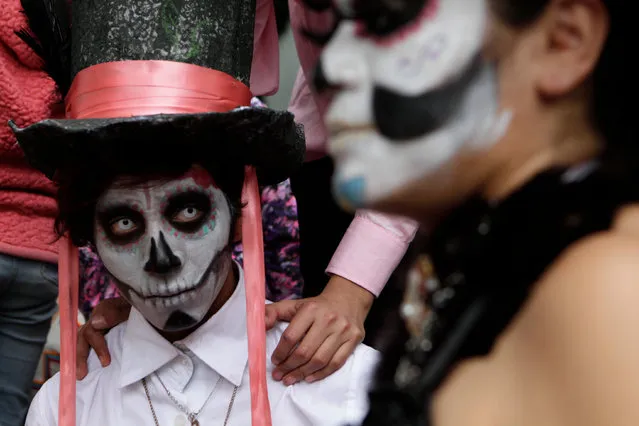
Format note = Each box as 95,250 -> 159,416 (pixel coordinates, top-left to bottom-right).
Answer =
361,163 -> 639,426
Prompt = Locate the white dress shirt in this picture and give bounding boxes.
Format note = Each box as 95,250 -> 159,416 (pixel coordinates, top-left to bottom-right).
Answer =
26,266 -> 379,426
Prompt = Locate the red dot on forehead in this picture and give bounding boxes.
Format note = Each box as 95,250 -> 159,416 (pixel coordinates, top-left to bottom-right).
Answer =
184,166 -> 218,189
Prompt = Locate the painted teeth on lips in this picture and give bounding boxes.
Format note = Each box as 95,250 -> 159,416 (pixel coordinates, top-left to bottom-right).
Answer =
142,282 -> 198,299
144,287 -> 198,308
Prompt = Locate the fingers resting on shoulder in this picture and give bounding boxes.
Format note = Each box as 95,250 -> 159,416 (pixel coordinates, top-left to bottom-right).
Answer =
76,297 -> 131,380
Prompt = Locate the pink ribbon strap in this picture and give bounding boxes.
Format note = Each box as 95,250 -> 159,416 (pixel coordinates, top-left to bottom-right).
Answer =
241,167 -> 273,426
58,238 -> 78,426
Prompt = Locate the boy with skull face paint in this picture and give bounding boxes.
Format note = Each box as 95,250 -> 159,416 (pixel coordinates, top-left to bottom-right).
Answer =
93,167 -> 237,332
12,0 -> 379,425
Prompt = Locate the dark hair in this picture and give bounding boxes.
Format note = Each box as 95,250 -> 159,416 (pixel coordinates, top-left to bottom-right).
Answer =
55,145 -> 245,247
494,0 -> 631,175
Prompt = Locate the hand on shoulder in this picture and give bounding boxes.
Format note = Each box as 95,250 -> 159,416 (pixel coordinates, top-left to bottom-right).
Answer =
265,275 -> 372,386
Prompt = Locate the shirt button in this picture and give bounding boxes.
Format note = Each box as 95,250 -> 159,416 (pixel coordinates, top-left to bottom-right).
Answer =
174,414 -> 188,426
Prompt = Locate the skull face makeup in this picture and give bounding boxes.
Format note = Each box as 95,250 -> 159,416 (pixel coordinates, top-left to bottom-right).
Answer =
94,167 -> 233,332
317,0 -> 511,210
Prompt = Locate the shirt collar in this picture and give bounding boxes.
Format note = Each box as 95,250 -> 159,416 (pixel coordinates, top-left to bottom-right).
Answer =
119,264 -> 249,388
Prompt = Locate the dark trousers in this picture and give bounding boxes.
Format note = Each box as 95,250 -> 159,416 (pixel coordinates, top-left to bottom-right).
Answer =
289,157 -> 354,298
0,254 -> 58,426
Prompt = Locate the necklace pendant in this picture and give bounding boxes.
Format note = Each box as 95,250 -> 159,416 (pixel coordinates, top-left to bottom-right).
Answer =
190,419 -> 199,426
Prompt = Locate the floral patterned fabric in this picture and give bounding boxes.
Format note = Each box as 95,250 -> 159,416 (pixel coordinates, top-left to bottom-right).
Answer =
79,246 -> 120,316
232,180 -> 302,302
78,98 -> 303,317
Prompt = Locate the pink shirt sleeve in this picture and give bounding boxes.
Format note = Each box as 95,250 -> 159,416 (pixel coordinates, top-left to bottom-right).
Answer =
288,68 -> 327,160
326,212 -> 419,296
288,1 -> 419,296
250,0 -> 279,97
287,0 -> 332,158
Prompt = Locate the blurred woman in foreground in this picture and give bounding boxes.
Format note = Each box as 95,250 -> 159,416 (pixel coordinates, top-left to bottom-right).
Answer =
309,0 -> 637,424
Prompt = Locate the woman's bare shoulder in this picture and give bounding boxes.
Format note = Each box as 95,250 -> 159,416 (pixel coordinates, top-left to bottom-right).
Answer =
612,204 -> 639,237
534,227 -> 639,335
542,202 -> 639,294
524,216 -> 639,424
433,211 -> 639,426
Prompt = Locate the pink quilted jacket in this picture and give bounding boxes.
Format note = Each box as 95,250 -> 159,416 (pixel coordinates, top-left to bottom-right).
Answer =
0,0 -> 60,263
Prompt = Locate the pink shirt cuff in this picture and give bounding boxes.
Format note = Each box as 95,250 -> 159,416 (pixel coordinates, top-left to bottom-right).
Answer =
326,213 -> 419,297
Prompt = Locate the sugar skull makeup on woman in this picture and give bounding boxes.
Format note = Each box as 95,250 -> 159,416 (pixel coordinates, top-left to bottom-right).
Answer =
311,0 -> 511,216
307,0 -> 639,425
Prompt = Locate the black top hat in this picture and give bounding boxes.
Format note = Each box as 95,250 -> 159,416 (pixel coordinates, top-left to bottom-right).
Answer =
10,0 -> 305,185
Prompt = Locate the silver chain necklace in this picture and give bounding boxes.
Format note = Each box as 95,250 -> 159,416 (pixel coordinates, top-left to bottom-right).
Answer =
155,373 -> 221,423
142,374 -> 238,426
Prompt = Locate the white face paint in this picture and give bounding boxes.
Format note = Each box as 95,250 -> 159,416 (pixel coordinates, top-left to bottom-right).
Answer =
94,167 -> 233,332
319,0 -> 511,209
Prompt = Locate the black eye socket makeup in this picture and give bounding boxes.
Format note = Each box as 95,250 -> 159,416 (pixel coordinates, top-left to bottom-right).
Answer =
163,190 -> 212,233
97,205 -> 146,244
373,54 -> 485,140
301,0 -> 431,46
351,0 -> 430,37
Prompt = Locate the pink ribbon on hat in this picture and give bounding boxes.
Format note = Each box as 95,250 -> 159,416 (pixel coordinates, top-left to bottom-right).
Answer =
65,60 -> 252,117
58,60 -> 272,426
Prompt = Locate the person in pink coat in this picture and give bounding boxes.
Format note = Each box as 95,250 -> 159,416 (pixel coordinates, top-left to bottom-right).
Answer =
0,3 -> 61,425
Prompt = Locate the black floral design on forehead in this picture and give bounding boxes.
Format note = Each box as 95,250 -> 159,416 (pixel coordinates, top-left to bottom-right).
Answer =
301,0 -> 432,44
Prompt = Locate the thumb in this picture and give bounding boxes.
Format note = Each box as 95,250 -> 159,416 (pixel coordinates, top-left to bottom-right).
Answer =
265,300 -> 301,329
91,298 -> 131,330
